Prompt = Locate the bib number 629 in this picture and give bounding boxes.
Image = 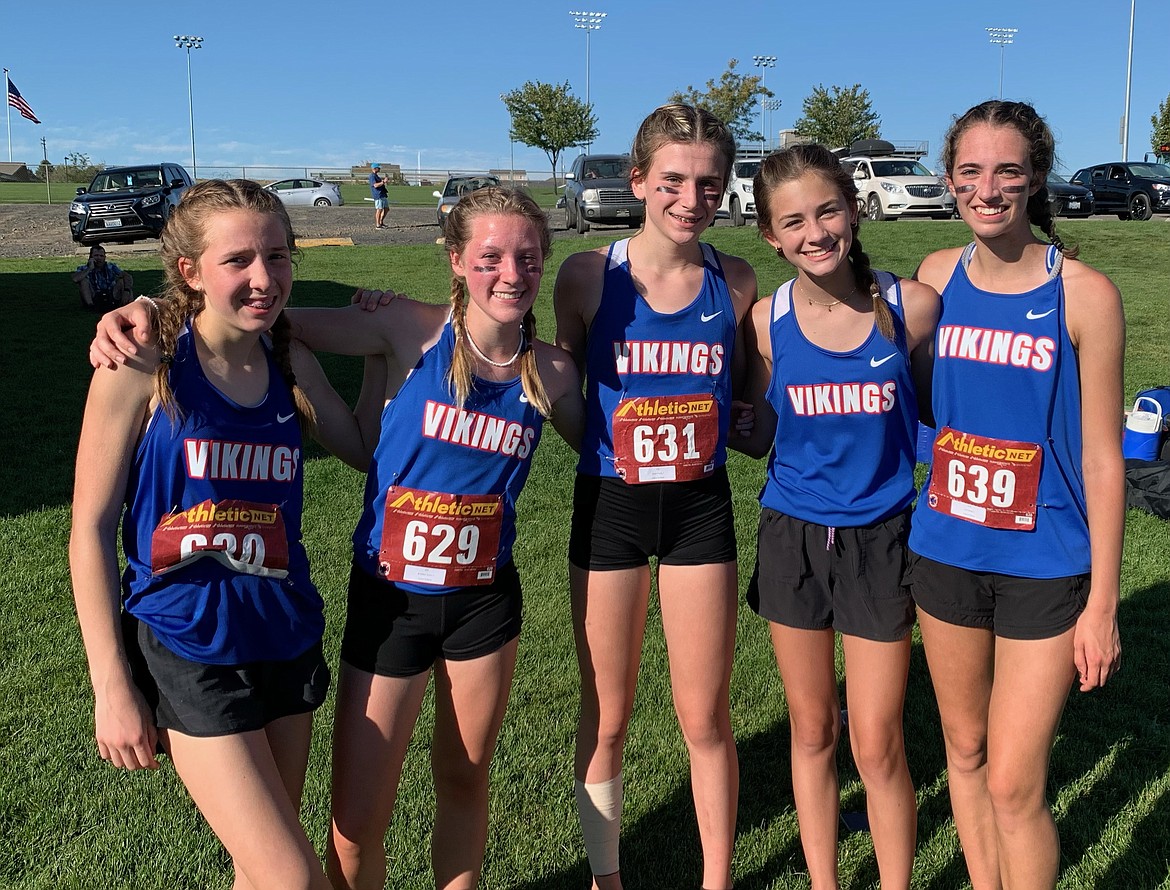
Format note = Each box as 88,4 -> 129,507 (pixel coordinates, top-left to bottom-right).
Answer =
402,520 -> 480,565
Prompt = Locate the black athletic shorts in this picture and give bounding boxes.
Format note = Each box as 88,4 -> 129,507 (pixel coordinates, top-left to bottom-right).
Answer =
340,561 -> 523,677
567,468 -> 738,570
746,507 -> 914,642
122,611 -> 329,737
906,551 -> 1090,640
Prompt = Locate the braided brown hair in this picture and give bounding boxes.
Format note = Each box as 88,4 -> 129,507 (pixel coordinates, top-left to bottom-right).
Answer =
754,143 -> 895,341
154,179 -> 316,431
941,100 -> 1078,259
441,187 -> 554,417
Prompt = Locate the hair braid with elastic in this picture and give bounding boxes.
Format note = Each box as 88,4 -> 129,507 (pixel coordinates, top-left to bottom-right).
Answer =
941,100 -> 1078,259
846,232 -> 895,341
268,312 -> 317,435
441,187 -> 555,417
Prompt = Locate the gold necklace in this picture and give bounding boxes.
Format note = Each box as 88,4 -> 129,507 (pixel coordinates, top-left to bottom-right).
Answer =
797,279 -> 859,311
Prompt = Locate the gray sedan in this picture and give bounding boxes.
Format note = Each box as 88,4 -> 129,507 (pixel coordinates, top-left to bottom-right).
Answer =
265,178 -> 344,207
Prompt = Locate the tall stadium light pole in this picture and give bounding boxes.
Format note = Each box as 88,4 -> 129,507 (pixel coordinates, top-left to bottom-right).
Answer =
174,35 -> 203,178
985,27 -> 1017,99
762,98 -> 782,151
752,55 -> 776,153
1121,0 -> 1135,159
569,11 -> 605,150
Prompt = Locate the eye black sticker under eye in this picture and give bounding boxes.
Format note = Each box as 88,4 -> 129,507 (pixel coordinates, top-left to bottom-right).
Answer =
472,265 -> 497,273
656,186 -> 679,194
954,184 -> 976,193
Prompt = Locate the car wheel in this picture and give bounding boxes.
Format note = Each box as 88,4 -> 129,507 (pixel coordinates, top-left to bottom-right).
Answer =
1128,191 -> 1153,221
576,204 -> 589,234
565,200 -> 575,229
314,197 -> 332,207
730,197 -> 744,227
866,194 -> 886,221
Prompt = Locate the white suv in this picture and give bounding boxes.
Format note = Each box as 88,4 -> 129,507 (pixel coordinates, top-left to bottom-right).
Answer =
841,156 -> 955,221
717,159 -> 761,226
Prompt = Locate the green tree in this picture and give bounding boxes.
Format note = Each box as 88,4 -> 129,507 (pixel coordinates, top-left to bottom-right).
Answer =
501,81 -> 597,189
793,84 -> 881,150
1151,92 -> 1170,158
668,58 -> 772,145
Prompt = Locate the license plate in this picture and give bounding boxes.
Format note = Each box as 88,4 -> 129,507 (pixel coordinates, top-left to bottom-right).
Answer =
103,218 -> 123,228
1068,201 -> 1080,209
616,209 -> 630,217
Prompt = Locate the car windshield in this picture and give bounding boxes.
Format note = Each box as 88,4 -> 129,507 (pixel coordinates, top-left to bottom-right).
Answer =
90,169 -> 163,192
1047,173 -> 1070,184
582,159 -> 631,180
1127,163 -> 1170,181
872,160 -> 933,177
442,176 -> 500,197
735,162 -> 760,178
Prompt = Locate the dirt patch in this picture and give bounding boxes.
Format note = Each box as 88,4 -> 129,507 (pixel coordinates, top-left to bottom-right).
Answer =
0,203 -> 593,260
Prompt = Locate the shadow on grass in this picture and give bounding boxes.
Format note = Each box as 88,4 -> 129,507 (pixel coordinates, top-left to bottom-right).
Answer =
0,272 -> 362,517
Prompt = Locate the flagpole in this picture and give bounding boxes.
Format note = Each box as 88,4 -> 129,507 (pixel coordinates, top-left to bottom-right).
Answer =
5,69 -> 12,163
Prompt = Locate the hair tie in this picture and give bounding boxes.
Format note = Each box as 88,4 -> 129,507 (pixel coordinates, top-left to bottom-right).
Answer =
160,353 -> 174,366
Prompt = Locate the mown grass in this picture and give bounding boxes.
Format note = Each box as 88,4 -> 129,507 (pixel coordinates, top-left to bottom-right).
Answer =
1,219 -> 1167,888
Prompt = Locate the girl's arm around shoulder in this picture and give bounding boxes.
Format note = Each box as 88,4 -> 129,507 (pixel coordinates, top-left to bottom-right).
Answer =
69,355 -> 161,771
912,246 -> 964,296
535,340 -> 585,453
899,277 -> 941,425
728,295 -> 777,460
289,296 -> 447,362
553,248 -> 608,369
290,342 -> 385,471
1063,259 -> 1125,692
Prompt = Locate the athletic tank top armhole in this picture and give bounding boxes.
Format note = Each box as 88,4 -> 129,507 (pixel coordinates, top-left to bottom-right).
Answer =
771,280 -> 794,323
699,241 -> 722,274
606,238 -> 630,270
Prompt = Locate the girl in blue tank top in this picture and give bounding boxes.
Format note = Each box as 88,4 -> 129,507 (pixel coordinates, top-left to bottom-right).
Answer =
908,101 -> 1124,888
554,104 -> 758,890
286,188 -> 584,889
733,144 -> 940,888
72,180 -> 380,889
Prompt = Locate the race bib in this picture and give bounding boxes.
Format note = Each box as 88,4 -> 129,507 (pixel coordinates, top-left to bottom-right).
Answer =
611,394 -> 719,484
926,427 -> 1042,530
151,499 -> 289,578
378,486 -> 503,587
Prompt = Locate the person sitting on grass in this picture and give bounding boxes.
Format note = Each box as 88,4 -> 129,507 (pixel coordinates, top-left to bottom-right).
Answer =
72,245 -> 133,312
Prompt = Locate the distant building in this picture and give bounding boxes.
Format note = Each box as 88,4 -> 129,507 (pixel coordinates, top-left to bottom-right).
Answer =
0,162 -> 37,182
353,162 -> 402,182
490,168 -> 529,185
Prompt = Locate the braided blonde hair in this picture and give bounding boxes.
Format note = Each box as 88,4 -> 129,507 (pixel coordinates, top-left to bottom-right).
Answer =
154,178 -> 316,432
442,187 -> 554,417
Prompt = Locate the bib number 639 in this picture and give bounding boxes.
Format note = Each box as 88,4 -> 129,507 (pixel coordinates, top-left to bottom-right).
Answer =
944,459 -> 1017,507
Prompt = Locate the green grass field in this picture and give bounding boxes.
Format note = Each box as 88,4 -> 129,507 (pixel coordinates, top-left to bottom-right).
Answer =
1,220 -> 1168,888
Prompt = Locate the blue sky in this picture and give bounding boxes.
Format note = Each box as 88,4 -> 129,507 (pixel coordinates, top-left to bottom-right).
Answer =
3,0 -> 1167,181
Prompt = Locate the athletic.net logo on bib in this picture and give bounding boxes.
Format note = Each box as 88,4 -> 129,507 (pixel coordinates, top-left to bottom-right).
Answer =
379,486 -> 503,586
926,427 -> 1042,531
611,394 -> 718,484
151,499 -> 290,578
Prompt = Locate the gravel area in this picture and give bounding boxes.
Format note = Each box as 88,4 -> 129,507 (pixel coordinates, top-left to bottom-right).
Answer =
0,203 -> 602,260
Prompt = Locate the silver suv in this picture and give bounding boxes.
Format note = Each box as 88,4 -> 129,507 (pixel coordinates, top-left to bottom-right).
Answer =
841,155 -> 954,221
563,153 -> 643,234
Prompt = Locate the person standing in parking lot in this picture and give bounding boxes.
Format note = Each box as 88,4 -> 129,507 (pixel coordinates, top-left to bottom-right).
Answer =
369,163 -> 389,229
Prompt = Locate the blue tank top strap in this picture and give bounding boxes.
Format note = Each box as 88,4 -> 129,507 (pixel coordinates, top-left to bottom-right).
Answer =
770,280 -> 794,323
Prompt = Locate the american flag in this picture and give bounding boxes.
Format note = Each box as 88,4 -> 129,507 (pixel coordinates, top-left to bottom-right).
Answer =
7,77 -> 41,125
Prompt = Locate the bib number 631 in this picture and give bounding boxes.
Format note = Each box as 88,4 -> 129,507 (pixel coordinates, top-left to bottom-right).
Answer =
633,422 -> 699,464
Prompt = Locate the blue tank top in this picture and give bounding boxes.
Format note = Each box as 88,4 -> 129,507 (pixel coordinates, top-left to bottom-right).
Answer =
909,244 -> 1089,577
761,271 -> 917,526
353,319 -> 544,593
577,239 -> 738,479
122,325 -> 321,665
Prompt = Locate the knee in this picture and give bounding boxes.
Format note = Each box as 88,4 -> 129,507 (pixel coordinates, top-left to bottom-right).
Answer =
432,756 -> 490,806
850,730 -> 906,785
943,730 -> 988,778
581,707 -> 632,757
790,710 -> 840,759
986,764 -> 1048,825
676,706 -> 732,754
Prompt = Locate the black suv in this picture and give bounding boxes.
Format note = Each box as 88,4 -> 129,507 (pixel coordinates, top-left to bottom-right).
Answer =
563,153 -> 643,234
69,163 -> 195,245
1069,162 -> 1170,221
